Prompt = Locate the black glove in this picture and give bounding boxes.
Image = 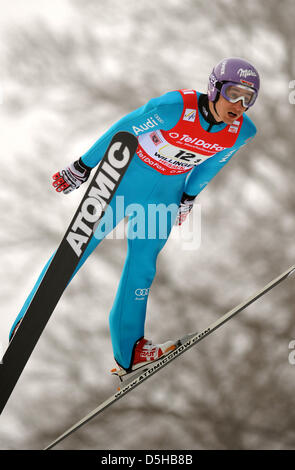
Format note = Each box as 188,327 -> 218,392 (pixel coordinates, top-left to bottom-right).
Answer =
52,158 -> 92,194
175,193 -> 196,226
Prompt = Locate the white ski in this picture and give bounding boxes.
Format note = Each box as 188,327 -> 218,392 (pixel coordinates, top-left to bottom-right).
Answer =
44,264 -> 295,450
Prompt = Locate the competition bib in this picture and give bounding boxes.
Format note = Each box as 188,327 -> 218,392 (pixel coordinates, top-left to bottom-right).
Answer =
137,89 -> 243,175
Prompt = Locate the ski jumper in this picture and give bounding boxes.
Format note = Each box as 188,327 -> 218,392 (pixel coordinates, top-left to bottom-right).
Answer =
10,90 -> 256,369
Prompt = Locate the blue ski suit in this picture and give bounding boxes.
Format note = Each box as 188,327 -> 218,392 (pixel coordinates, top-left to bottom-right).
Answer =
10,89 -> 256,369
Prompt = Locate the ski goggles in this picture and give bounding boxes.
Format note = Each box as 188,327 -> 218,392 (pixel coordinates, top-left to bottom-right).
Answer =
220,82 -> 258,108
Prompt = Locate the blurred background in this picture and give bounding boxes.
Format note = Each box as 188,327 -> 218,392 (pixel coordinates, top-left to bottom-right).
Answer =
0,0 -> 295,450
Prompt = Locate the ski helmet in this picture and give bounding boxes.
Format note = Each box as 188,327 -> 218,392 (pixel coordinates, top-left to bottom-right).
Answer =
208,57 -> 260,108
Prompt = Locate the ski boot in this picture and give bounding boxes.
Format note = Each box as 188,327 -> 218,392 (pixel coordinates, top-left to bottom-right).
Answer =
111,338 -> 177,378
